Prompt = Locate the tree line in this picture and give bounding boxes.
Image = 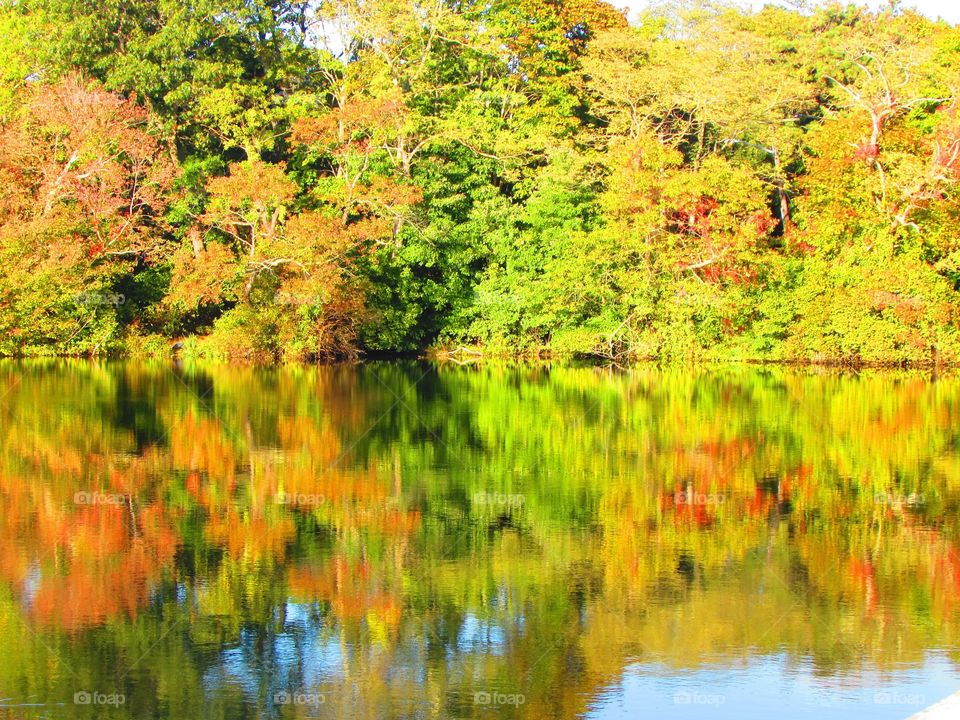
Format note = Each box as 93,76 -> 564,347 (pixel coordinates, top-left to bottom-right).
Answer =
1,0 -> 959,363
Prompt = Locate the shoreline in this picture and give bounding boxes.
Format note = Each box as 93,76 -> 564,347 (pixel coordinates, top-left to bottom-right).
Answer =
0,347 -> 955,372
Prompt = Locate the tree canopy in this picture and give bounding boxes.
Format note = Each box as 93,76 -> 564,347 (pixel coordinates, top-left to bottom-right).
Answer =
1,0 -> 960,364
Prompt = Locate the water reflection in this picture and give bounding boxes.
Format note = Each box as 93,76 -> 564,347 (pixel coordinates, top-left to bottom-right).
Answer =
0,360 -> 958,718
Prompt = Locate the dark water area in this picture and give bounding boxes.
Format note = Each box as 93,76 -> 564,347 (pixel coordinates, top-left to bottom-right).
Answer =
0,360 -> 958,719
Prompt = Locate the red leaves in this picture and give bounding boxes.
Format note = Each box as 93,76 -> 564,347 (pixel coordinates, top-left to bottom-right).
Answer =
789,237 -> 817,255
667,196 -> 718,238
872,290 -> 924,326
292,94 -> 405,150
852,139 -> 879,164
929,101 -> 960,179
0,74 -> 176,260
667,194 -> 767,285
750,210 -> 778,237
932,140 -> 960,176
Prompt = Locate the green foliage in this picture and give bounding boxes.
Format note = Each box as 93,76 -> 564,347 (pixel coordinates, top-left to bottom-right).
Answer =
1,0 -> 960,365
2,362 -> 960,716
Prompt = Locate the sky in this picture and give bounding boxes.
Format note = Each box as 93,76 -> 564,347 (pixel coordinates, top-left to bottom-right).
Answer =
619,0 -> 960,25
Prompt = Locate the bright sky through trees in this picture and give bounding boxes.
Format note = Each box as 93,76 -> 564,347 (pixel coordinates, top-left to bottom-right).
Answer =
622,0 -> 960,24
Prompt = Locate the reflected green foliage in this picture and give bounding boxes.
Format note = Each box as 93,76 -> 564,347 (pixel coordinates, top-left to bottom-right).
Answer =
0,361 -> 958,717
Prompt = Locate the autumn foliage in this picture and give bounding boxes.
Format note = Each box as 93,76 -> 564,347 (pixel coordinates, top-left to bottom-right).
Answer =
1,2 -> 960,363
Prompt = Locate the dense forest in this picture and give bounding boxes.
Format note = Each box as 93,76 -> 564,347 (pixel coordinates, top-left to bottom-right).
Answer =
0,0 -> 959,364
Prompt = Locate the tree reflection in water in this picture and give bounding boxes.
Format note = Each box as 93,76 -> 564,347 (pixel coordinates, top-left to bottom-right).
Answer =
0,361 -> 958,718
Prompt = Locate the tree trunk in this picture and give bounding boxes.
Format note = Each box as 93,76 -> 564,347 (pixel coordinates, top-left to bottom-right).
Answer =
773,150 -> 790,230
189,227 -> 203,258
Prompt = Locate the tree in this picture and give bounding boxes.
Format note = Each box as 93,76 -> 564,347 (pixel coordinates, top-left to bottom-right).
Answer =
0,75 -> 175,354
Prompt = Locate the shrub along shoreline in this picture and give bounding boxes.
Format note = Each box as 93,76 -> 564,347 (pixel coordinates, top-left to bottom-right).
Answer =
0,339 -> 953,370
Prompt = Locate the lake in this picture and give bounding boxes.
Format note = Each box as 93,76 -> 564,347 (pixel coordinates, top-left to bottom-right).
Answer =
0,360 -> 958,719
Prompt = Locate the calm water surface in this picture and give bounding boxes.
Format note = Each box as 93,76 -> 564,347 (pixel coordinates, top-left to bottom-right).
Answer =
0,360 -> 958,719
